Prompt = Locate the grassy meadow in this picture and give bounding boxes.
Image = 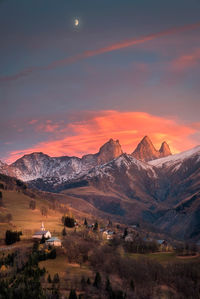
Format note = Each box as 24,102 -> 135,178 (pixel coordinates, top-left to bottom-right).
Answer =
0,188 -> 64,239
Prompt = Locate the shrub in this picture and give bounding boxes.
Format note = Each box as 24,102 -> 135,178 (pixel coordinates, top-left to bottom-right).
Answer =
63,216 -> 75,228
93,272 -> 102,289
5,230 -> 22,245
29,200 -> 36,210
53,273 -> 60,283
69,289 -> 77,299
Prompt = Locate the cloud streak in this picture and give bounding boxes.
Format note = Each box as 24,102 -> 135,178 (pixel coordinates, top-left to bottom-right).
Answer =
1,22 -> 200,82
172,48 -> 200,70
4,110 -> 199,164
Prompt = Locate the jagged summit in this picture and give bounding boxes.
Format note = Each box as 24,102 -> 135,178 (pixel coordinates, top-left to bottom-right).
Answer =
159,141 -> 172,157
131,136 -> 171,162
97,139 -> 123,164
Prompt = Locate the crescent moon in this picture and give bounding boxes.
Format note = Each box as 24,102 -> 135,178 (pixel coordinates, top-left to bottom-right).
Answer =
75,19 -> 79,26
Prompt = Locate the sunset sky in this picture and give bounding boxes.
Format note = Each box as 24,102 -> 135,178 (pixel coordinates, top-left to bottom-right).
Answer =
0,0 -> 200,163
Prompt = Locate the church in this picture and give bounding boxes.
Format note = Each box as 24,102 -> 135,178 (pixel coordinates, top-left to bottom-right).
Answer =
32,222 -> 51,240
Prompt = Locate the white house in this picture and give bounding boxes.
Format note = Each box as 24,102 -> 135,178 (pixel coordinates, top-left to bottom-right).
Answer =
125,234 -> 134,242
103,230 -> 115,240
45,237 -> 62,247
32,222 -> 51,240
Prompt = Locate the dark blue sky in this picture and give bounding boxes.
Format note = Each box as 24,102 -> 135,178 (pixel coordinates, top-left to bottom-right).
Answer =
0,0 -> 200,162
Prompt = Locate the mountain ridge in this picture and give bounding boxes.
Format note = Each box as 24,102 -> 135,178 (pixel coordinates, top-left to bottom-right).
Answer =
0,139 -> 200,241
0,136 -> 170,182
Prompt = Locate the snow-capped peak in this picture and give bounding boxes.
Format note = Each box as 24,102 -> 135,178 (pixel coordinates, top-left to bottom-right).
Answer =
149,145 -> 200,168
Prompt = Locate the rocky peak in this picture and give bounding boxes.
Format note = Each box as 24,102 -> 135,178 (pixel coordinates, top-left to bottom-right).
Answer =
132,136 -> 172,162
97,139 -> 123,164
159,142 -> 172,157
131,136 -> 159,162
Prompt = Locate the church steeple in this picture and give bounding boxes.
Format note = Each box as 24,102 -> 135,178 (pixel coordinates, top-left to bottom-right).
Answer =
41,222 -> 45,231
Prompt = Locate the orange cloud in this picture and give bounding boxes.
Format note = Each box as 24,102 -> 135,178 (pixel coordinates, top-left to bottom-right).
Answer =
172,48 -> 200,70
1,22 -> 200,82
5,111 -> 199,164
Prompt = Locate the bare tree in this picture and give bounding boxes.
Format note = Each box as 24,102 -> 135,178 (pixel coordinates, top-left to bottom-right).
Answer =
40,206 -> 48,217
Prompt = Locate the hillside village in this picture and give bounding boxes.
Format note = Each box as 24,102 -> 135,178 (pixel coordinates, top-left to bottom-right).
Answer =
0,174 -> 200,298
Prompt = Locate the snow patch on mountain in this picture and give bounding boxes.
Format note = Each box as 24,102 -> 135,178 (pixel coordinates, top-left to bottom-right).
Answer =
149,146 -> 200,169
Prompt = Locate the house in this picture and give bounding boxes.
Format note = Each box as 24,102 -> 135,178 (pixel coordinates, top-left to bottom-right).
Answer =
103,230 -> 115,240
45,237 -> 62,247
32,222 -> 51,240
125,234 -> 134,242
156,239 -> 168,251
106,234 -> 114,240
87,224 -> 94,229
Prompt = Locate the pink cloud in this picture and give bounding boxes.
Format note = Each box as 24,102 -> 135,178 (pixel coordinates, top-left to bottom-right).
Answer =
28,119 -> 38,125
172,48 -> 200,71
5,110 -> 199,164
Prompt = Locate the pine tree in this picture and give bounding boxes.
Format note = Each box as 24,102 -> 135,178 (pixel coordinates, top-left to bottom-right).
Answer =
93,272 -> 101,288
108,219 -> 112,227
105,277 -> 112,293
29,199 -> 36,210
32,241 -> 39,252
84,218 -> 88,227
81,276 -> 86,285
130,280 -> 135,291
40,234 -> 46,244
62,226 -> 67,236
64,216 -> 75,228
93,221 -> 98,231
48,274 -> 52,283
0,191 -> 3,207
87,277 -> 91,285
81,276 -> 86,290
69,289 -> 77,299
53,273 -> 60,283
123,227 -> 128,238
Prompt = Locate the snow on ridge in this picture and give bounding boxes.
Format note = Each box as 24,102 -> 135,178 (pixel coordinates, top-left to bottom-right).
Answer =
103,154 -> 158,178
149,145 -> 200,168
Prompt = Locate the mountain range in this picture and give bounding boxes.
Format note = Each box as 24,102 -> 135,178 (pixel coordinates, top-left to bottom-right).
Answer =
0,136 -> 200,241
0,137 -> 170,182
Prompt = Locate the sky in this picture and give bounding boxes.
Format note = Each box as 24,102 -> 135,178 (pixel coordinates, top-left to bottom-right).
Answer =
0,0 -> 200,164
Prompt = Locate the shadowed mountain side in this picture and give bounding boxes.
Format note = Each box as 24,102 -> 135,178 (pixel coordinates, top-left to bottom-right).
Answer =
154,192 -> 200,241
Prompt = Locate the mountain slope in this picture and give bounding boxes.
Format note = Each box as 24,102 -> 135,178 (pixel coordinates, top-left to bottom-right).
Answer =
56,147 -> 200,240
155,192 -> 200,240
0,173 -> 113,238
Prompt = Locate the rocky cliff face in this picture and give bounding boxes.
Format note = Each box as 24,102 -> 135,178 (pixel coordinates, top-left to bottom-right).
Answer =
159,141 -> 172,158
96,139 -> 123,164
131,136 -> 171,162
